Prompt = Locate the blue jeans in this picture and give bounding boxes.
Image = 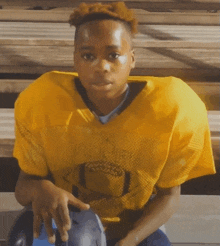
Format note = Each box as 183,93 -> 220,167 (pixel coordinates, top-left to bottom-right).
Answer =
8,208 -> 171,246
107,229 -> 171,246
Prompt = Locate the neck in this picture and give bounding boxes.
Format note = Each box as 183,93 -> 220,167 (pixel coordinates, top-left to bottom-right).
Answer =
87,85 -> 128,115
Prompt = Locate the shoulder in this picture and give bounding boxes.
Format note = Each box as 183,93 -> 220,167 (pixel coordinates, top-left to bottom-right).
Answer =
14,71 -> 79,128
128,75 -> 207,123
16,71 -> 78,101
133,75 -> 205,109
156,77 -> 207,122
153,77 -> 208,129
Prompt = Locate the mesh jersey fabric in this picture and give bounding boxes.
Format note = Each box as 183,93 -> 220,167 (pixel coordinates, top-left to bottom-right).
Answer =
13,71 -> 216,239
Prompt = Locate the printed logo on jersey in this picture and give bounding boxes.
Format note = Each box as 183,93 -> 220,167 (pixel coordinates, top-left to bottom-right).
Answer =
79,161 -> 131,197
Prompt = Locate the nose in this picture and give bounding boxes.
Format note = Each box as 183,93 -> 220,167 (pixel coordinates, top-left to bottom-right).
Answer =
94,59 -> 111,73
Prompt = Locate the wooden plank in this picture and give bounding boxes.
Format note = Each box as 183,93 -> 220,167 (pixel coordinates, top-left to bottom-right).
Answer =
189,82 -> 220,96
0,46 -> 219,68
0,79 -> 32,93
0,79 -> 219,95
1,67 -> 219,82
0,80 -> 219,111
0,140 -> 14,158
2,0 -> 220,5
1,23 -> 218,43
1,0 -> 220,11
0,9 -> 72,23
189,83 -> 220,111
0,45 -> 219,81
166,195 -> 220,243
0,9 -> 219,25
0,43 -> 220,62
1,0 -> 220,5
0,193 -> 23,212
0,39 -> 219,49
0,109 -> 219,159
0,193 -> 23,240
0,81 -> 219,111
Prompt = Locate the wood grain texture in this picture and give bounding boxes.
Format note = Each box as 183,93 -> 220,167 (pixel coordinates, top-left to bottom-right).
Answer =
0,9 -> 219,25
0,79 -> 219,97
0,80 -> 219,110
165,195 -> 220,243
1,22 -> 219,80
0,79 -> 219,111
0,40 -> 219,49
1,0 -> 220,11
1,46 -> 219,67
0,45 -> 219,81
1,23 -> 218,43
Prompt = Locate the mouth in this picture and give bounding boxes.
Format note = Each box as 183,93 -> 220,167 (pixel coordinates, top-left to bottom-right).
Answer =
92,79 -> 112,84
92,79 -> 112,85
93,82 -> 111,86
91,81 -> 113,90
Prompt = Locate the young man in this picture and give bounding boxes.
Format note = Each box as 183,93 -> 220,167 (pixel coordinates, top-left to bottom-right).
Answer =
13,2 -> 216,246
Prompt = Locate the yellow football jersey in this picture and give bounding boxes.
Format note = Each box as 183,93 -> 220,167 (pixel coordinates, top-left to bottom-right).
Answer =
13,71 -> 216,239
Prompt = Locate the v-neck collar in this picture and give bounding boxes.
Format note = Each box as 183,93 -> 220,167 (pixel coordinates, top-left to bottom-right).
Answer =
73,77 -> 147,125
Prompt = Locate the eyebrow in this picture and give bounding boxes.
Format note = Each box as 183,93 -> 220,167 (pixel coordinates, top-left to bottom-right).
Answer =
79,45 -> 121,51
106,45 -> 121,49
79,46 -> 94,51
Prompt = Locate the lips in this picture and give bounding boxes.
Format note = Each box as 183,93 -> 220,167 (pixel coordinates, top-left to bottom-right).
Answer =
92,80 -> 112,86
93,82 -> 111,86
90,80 -> 113,91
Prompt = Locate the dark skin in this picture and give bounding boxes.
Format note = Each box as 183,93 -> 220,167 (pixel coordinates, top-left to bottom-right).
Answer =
74,19 -> 135,115
15,19 -> 180,246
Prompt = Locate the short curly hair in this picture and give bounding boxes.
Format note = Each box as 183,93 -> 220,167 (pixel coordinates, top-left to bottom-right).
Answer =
69,2 -> 138,38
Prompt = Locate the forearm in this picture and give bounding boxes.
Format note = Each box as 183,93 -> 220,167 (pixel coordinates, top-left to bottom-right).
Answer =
124,186 -> 180,245
15,172 -> 54,206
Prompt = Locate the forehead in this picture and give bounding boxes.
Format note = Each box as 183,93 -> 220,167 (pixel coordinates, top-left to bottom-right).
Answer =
75,20 -> 131,48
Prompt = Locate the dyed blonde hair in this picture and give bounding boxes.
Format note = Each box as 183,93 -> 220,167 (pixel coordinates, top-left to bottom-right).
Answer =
69,2 -> 138,34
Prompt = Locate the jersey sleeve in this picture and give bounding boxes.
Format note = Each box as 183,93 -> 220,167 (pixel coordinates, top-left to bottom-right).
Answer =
13,110 -> 49,177
156,103 -> 216,188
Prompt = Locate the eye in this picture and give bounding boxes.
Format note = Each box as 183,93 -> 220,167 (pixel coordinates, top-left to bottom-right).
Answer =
109,52 -> 120,60
82,53 -> 95,61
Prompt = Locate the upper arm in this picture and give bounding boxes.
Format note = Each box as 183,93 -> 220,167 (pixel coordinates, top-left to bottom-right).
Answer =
13,118 -> 49,177
155,103 -> 215,188
155,185 -> 181,212
156,185 -> 181,196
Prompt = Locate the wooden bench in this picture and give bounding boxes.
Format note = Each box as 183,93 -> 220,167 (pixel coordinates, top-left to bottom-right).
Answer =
0,0 -> 219,244
1,22 -> 219,81
0,8 -> 219,25
1,193 -> 220,245
1,0 -> 220,12
1,1 -> 219,81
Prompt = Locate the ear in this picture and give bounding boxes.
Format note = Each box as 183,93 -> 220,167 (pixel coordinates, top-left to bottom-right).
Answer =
130,49 -> 135,69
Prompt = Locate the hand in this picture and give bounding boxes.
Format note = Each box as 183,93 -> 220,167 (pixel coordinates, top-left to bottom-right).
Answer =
31,180 -> 90,244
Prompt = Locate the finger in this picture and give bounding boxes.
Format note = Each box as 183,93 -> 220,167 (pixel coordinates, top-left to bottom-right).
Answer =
33,213 -> 42,239
59,204 -> 71,231
52,209 -> 69,242
68,195 -> 90,211
42,211 -> 56,244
